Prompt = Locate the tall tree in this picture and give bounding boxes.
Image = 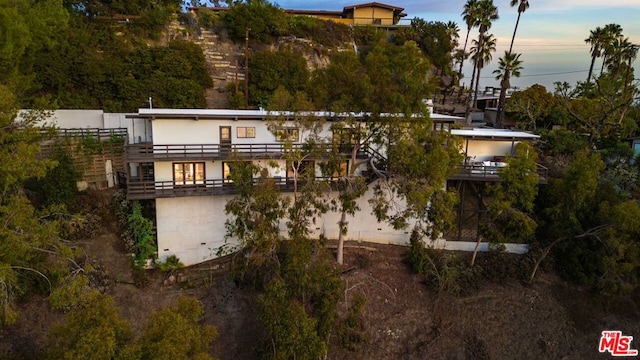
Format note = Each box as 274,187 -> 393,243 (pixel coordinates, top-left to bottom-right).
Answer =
493,51 -> 523,128
508,0 -> 530,53
600,23 -> 624,74
470,33 -> 497,110
474,142 -> 539,265
585,26 -> 606,83
0,86 -> 84,326
459,0 -> 480,77
466,0 -> 498,116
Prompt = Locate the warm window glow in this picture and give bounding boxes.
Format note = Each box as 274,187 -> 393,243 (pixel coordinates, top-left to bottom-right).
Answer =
173,162 -> 205,185
237,127 -> 255,138
275,128 -> 299,142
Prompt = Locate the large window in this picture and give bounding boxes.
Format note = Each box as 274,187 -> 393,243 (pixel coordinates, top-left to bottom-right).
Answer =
275,127 -> 299,142
173,162 -> 205,185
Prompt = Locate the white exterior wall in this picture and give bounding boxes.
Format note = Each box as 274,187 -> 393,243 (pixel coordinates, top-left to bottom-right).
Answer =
151,118 -> 334,145
464,140 -> 518,161
154,178 -> 527,267
34,109 -> 105,128
156,196 -> 236,266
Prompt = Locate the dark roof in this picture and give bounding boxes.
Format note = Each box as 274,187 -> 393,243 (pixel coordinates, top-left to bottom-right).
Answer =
343,2 -> 405,12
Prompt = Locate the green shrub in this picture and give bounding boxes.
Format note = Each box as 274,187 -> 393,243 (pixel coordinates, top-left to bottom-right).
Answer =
156,255 -> 184,273
337,294 -> 367,351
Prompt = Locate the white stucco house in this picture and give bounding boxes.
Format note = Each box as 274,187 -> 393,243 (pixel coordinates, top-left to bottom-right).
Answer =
120,108 -> 544,266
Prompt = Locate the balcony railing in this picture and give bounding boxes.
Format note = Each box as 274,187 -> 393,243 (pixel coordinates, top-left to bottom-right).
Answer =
449,162 -> 548,183
125,143 -> 368,162
126,176 -> 353,200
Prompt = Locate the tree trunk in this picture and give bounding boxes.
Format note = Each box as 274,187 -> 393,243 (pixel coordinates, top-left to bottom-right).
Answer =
508,12 -> 522,54
496,77 -> 509,129
337,210 -> 347,265
458,28 -> 472,76
529,225 -> 610,282
470,236 -> 481,266
529,237 -> 566,282
587,54 -> 597,83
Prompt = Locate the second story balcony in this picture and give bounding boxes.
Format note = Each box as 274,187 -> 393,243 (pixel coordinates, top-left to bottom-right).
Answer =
125,143 -> 370,162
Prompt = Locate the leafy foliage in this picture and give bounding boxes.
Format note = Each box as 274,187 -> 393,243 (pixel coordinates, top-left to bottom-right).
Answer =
248,49 -> 309,108
45,293 -> 132,360
128,202 -> 157,271
121,296 -> 216,360
220,0 -> 287,44
286,15 -> 351,47
25,145 -> 80,208
0,86 -> 84,326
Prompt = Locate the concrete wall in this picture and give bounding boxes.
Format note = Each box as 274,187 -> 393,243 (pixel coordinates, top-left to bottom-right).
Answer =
156,195 -> 236,266
35,109 -> 105,128
154,179 -> 418,266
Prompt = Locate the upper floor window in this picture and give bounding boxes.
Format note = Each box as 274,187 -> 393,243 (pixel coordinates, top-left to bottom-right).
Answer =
237,127 -> 255,138
275,128 -> 299,142
173,162 -> 205,185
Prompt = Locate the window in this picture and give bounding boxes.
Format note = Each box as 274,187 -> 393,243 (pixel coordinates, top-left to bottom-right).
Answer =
332,127 -> 360,152
173,162 -> 205,185
332,161 -> 349,180
237,127 -> 255,138
275,127 -> 299,142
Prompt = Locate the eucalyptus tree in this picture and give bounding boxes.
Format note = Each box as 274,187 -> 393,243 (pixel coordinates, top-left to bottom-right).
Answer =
470,33 -> 497,110
493,51 -> 523,128
459,0 -> 480,77
508,0 -> 530,53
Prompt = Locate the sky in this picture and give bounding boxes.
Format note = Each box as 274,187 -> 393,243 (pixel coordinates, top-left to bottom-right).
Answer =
273,0 -> 640,92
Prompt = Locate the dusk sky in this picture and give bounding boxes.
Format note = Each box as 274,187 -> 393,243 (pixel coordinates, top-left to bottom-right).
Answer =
274,0 -> 640,92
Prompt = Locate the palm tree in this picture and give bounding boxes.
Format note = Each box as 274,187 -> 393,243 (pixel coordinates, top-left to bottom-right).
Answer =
466,0 -> 498,116
493,51 -> 523,128
600,23 -> 623,74
605,36 -> 633,79
508,0 -> 530,53
585,26 -> 606,82
459,0 -> 480,77
470,33 -> 497,110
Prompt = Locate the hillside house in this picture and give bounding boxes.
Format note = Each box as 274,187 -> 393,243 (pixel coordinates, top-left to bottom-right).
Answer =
190,2 -> 408,27
120,108 -> 545,266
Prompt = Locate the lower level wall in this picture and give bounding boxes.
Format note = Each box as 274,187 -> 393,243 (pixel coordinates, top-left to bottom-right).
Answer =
155,182 -> 529,266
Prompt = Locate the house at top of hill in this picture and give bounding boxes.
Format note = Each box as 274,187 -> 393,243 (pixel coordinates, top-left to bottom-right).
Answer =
189,2 -> 408,27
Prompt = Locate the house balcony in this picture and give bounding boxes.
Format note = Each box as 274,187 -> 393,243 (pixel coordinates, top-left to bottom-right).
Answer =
448,161 -> 548,183
125,143 -> 369,162
125,176 -> 358,200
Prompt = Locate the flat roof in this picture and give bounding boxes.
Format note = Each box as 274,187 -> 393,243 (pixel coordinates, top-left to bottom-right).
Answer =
136,108 -> 463,121
452,129 -> 539,140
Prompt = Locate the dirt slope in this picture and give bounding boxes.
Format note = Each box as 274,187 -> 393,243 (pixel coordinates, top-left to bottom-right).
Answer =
0,192 -> 638,359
